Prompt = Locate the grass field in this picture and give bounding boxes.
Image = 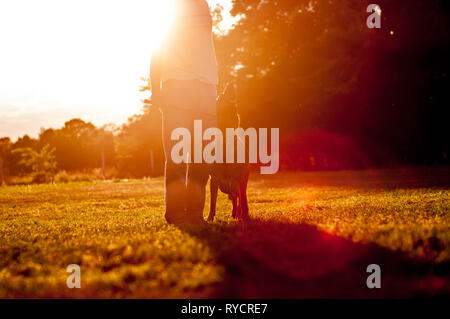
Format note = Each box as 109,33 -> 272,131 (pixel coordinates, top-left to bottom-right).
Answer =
0,168 -> 449,298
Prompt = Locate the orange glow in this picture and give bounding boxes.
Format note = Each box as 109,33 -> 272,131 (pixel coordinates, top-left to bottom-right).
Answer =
0,0 -> 235,140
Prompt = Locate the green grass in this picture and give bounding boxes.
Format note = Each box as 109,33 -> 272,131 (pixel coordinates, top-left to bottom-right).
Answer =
0,168 -> 449,298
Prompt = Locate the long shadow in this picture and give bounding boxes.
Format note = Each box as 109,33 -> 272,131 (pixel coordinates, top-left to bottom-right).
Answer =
258,167 -> 450,190
179,220 -> 450,298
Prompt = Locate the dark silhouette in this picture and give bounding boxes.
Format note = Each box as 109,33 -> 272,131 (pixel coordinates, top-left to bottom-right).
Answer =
1,0 -> 449,183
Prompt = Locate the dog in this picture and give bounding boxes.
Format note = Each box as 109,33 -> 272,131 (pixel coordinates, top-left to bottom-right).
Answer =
207,83 -> 250,222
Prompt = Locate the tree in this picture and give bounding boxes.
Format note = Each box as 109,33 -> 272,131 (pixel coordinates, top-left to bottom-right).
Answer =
8,135 -> 37,176
12,144 -> 56,184
38,119 -> 116,172
215,0 -> 450,167
115,107 -> 164,178
114,77 -> 164,178
0,137 -> 12,185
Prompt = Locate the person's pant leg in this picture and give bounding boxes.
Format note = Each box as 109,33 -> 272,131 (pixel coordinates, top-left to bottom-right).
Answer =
186,163 -> 210,219
186,83 -> 217,219
162,80 -> 217,223
162,108 -> 189,221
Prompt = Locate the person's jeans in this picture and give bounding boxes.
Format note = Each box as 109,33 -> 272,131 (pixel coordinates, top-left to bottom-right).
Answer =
161,80 -> 217,222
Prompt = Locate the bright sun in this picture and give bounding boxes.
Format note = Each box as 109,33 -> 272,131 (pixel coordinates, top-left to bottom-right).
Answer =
148,0 -> 176,48
0,0 -> 235,140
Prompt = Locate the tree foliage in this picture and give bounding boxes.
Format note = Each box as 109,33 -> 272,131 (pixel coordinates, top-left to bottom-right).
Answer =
12,144 -> 56,183
0,137 -> 12,185
215,0 -> 450,166
1,1 -> 449,181
38,119 -> 116,171
115,105 -> 164,178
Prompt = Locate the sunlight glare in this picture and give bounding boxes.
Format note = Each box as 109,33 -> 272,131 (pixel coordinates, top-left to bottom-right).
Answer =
148,0 -> 176,48
0,0 -> 233,140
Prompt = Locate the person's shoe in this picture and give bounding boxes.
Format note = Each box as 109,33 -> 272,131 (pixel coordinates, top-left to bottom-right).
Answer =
165,212 -> 205,226
185,209 -> 206,225
165,212 -> 187,225
186,214 -> 206,225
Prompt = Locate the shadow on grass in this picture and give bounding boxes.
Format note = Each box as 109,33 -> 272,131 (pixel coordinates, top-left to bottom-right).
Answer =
178,219 -> 450,298
256,167 -> 450,189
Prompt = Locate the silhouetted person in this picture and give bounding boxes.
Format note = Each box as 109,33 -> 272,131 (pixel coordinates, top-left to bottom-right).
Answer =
150,0 -> 218,224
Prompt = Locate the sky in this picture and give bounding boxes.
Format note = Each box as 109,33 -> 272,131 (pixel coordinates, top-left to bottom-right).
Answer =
0,0 -> 236,141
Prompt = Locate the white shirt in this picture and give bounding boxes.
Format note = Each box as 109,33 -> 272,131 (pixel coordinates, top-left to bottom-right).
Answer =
161,0 -> 219,86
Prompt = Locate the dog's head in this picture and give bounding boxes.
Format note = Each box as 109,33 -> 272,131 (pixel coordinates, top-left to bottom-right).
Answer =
216,83 -> 240,130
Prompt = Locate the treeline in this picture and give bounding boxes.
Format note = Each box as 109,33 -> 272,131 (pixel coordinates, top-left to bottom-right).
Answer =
215,0 -> 449,168
1,0 -> 449,184
0,106 -> 165,184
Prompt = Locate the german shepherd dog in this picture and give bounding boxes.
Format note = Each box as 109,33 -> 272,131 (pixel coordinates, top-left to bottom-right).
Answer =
208,84 -> 250,222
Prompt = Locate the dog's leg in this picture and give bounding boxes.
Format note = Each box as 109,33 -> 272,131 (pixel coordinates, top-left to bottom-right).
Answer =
235,190 -> 243,220
208,179 -> 219,222
231,194 -> 238,219
239,169 -> 250,221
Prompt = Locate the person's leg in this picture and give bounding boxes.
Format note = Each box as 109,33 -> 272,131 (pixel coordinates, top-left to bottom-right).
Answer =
162,109 -> 188,223
186,163 -> 211,221
186,82 -> 217,221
